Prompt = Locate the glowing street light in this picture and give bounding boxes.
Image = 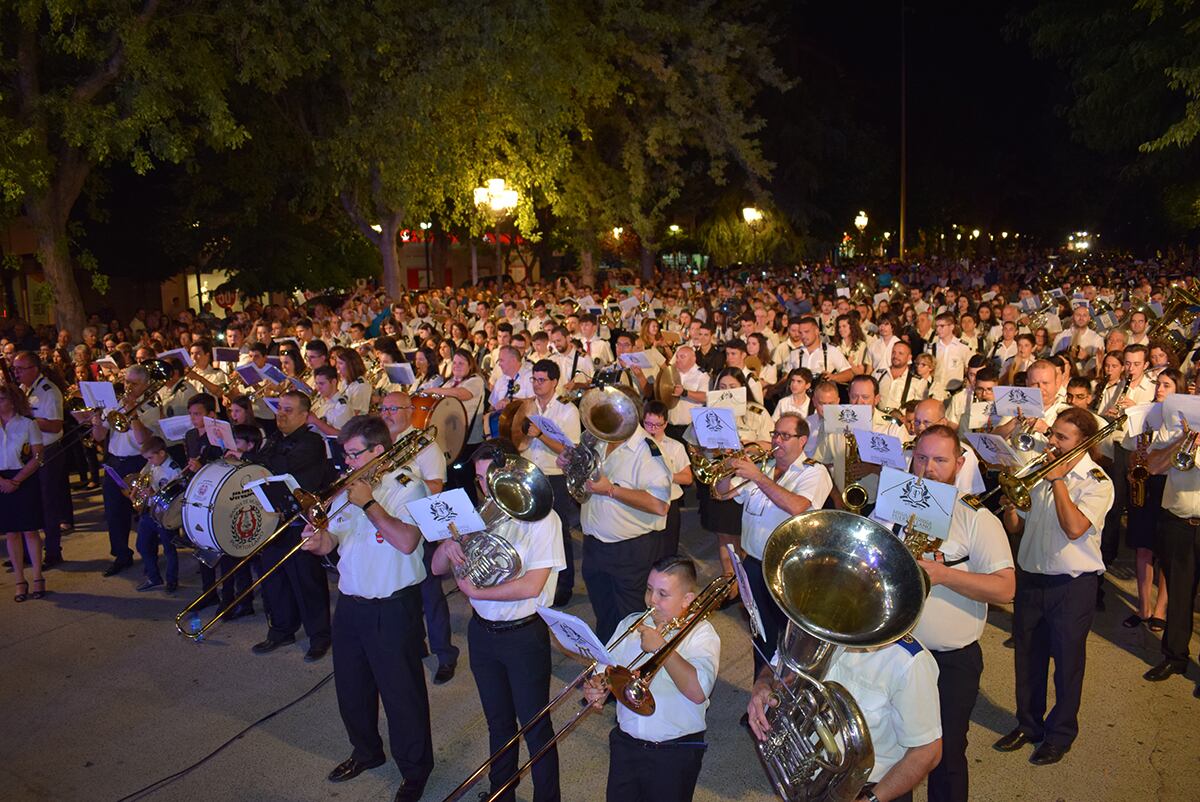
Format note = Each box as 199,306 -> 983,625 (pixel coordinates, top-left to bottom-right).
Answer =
474,178 -> 519,279
612,226 -> 624,239
854,211 -> 869,234
971,228 -> 981,239
742,207 -> 764,226
668,224 -> 682,234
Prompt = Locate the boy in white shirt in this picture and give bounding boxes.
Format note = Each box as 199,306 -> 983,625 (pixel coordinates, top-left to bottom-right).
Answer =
134,436 -> 183,592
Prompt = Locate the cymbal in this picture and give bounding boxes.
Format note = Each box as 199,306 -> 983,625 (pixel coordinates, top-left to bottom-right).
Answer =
655,364 -> 682,410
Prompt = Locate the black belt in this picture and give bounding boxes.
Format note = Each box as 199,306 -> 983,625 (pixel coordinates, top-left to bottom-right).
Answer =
340,585 -> 419,605
1169,512 -> 1200,527
932,641 -> 980,655
472,611 -> 539,633
615,727 -> 706,749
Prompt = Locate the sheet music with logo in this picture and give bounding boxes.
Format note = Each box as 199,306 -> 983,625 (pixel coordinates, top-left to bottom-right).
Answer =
618,351 -> 655,370
405,487 -> 485,542
707,386 -> 747,417
853,428 -> 907,469
384,363 -> 415,385
156,347 -> 194,368
1125,402 -> 1163,436
963,432 -> 1023,468
157,415 -> 195,442
727,546 -> 764,640
874,465 -> 957,544
1163,393 -> 1200,431
992,386 -> 1045,419
528,414 -> 573,447
537,606 -> 616,666
821,404 -> 874,434
689,406 -> 742,450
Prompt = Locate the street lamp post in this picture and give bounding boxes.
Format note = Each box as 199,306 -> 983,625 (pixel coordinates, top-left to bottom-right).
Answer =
473,178 -> 519,281
419,222 -> 432,288
742,207 -> 764,263
854,210 -> 868,258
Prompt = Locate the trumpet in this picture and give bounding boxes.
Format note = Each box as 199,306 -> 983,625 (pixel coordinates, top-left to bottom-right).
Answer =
175,425 -> 437,640
1174,415 -> 1198,471
1010,412 -> 1039,452
685,437 -> 772,486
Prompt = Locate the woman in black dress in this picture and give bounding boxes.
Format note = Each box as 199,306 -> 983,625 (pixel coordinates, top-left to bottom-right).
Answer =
0,383 -> 46,601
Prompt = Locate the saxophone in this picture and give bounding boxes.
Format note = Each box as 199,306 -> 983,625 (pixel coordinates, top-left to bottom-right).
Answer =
842,429 -> 869,514
1128,429 -> 1152,508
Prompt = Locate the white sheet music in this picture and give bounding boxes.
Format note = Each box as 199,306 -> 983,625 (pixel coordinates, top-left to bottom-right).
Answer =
537,606 -> 616,666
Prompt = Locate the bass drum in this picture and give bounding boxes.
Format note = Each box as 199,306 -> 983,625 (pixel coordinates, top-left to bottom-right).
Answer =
148,475 -> 189,530
181,460 -> 279,558
412,393 -> 467,464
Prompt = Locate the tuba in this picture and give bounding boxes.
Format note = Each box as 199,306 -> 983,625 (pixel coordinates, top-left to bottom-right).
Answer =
754,511 -> 928,802
562,386 -> 642,503
452,454 -> 553,587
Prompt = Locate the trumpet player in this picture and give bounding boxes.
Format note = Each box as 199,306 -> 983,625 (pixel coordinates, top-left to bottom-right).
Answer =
896,426 -> 1015,802
431,443 -> 566,802
715,412 -> 831,676
995,407 -> 1114,766
582,556 -> 719,802
92,364 -> 161,578
299,416 -> 433,802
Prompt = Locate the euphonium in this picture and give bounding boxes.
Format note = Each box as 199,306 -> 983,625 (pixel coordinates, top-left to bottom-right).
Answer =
841,429 -> 869,514
562,386 -> 641,503
123,472 -> 156,510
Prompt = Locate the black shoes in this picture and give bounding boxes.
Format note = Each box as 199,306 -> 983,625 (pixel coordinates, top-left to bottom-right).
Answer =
304,643 -> 330,663
42,553 -> 64,570
394,778 -> 426,801
1029,742 -> 1070,766
433,663 -> 456,685
251,636 -> 296,654
993,728 -> 1038,752
103,558 -> 133,577
327,755 -> 385,782
136,579 -> 164,592
226,605 -> 255,620
1143,661 -> 1187,682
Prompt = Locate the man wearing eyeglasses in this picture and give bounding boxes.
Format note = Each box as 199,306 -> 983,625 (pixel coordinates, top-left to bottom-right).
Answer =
519,359 -> 582,607
379,390 -> 458,684
714,412 -> 832,676
13,352 -> 70,569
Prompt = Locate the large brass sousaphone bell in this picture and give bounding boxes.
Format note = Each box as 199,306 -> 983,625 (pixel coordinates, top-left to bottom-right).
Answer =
755,510 -> 928,802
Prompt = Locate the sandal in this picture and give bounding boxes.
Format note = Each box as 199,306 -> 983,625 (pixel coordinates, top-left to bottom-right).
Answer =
1147,617 -> 1166,633
30,579 -> 46,600
1122,614 -> 1144,628
13,581 -> 28,603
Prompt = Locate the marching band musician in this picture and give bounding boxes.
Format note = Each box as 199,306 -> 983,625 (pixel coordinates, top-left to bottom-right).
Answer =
794,317 -> 854,386
92,364 -> 162,577
815,374 -> 906,514
309,365 -> 354,437
299,415 -> 433,802
133,436 -> 183,593
642,401 -> 692,560
517,359 -> 582,607
579,313 -> 614,366
187,339 -> 229,393
714,411 -> 832,676
550,325 -> 594,389
665,346 -> 710,440
379,390 -> 458,684
875,340 -> 927,413
994,407 -> 1114,766
431,442 -> 567,802
1051,304 -> 1104,376
246,390 -> 333,662
582,556 -> 720,802
485,346 -> 534,438
1142,390 -> 1200,691
896,425 -> 1015,802
927,313 -> 972,401
13,351 -> 70,569
989,360 -> 1070,462
910,399 -> 985,496
562,402 -> 672,643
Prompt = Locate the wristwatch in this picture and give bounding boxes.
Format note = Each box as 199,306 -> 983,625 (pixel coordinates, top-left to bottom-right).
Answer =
862,789 -> 881,802
361,498 -> 378,513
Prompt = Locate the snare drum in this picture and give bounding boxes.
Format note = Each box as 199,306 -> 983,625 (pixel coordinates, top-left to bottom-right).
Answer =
412,393 -> 467,464
182,460 -> 279,558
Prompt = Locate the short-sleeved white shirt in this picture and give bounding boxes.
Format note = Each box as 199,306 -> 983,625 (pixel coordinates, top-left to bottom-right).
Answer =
469,512 -> 566,621
737,459 -> 833,559
1016,453 -> 1114,576
581,427 -> 672,541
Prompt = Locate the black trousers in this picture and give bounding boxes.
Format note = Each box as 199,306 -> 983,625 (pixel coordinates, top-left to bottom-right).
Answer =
102,454 -> 145,561
744,555 -> 789,677
654,498 -> 683,560
1158,513 -> 1200,666
1013,569 -> 1097,748
260,527 -> 331,647
548,474 -> 579,595
420,545 -> 459,667
582,532 -> 660,643
1100,447 -> 1129,567
39,441 -> 72,558
332,587 -> 433,785
927,642 -> 983,802
606,727 -> 706,802
468,615 -> 559,802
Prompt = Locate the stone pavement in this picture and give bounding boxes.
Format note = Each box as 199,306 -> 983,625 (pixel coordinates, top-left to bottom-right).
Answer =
1,486 -> 1198,802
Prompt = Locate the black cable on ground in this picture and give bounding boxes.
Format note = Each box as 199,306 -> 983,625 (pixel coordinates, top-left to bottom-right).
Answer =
116,671 -> 335,801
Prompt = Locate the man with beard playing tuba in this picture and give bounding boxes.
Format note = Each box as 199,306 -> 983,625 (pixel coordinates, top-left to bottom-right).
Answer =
431,442 -> 566,802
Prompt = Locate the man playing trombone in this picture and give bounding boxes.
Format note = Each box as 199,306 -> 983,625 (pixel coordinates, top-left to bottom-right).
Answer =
431,442 -> 566,802
993,407 -> 1114,766
299,415 -> 433,802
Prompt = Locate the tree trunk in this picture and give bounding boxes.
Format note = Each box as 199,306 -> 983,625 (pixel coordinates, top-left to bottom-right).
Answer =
580,249 -> 596,289
639,242 -> 657,282
27,199 -> 87,337
377,213 -> 403,298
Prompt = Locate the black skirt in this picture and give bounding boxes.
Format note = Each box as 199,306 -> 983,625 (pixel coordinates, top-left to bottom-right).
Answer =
1126,474 -> 1166,551
0,468 -> 43,532
697,482 -> 742,535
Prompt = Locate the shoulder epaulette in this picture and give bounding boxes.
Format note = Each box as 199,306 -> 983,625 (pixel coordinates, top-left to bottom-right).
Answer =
895,634 -> 924,656
1089,468 -> 1108,482
643,437 -> 662,459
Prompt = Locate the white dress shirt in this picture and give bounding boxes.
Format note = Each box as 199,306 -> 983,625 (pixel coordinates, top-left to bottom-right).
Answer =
342,377 -> 373,416
608,612 -> 719,742
395,425 -> 447,485
799,343 -> 851,378
772,394 -> 811,421
521,398 -> 581,477
23,373 -> 63,446
581,427 -> 672,541
737,459 -> 833,559
1016,454 -> 1114,576
655,435 -> 689,502
867,336 -> 901,372
579,336 -> 614,366
1158,417 -> 1200,519
876,366 -> 925,411
0,415 -> 42,470
326,469 -> 427,598
469,512 -> 566,621
668,365 -> 710,427
488,367 -> 535,408
927,338 -> 972,399
551,348 -> 594,385
104,401 -> 162,457
773,339 -> 806,371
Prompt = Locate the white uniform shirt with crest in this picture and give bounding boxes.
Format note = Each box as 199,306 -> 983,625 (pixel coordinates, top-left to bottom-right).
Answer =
0,415 -> 42,470
799,343 -> 851,377
105,401 -> 162,457
876,502 -> 1013,650
581,426 -> 672,541
737,459 -> 833,559
876,367 -> 928,411
521,397 -> 581,477
488,366 -> 535,408
822,642 -> 941,783
551,348 -> 594,386
668,365 -> 710,427
313,392 -> 354,430
469,511 -> 566,622
1016,453 -> 1113,576
342,377 -> 373,416
579,336 -> 614,366
867,335 -> 901,373
395,425 -> 447,485
654,435 -> 689,502
24,374 -> 64,446
139,457 -> 182,490
607,612 -> 719,742
814,410 -> 906,504
326,470 -> 427,598
736,405 -> 774,445
927,338 -> 971,399
1097,374 -> 1156,450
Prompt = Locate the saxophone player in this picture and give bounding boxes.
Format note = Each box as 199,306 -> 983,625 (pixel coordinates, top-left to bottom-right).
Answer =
299,415 -> 433,802
430,442 -> 566,802
814,374 -> 906,514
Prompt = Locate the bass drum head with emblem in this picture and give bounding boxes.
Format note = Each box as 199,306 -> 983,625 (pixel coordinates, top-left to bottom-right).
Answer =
181,460 -> 279,558
412,393 -> 467,464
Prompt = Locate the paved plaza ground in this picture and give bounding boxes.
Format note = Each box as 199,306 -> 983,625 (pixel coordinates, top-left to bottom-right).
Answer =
1,487 -> 1198,801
